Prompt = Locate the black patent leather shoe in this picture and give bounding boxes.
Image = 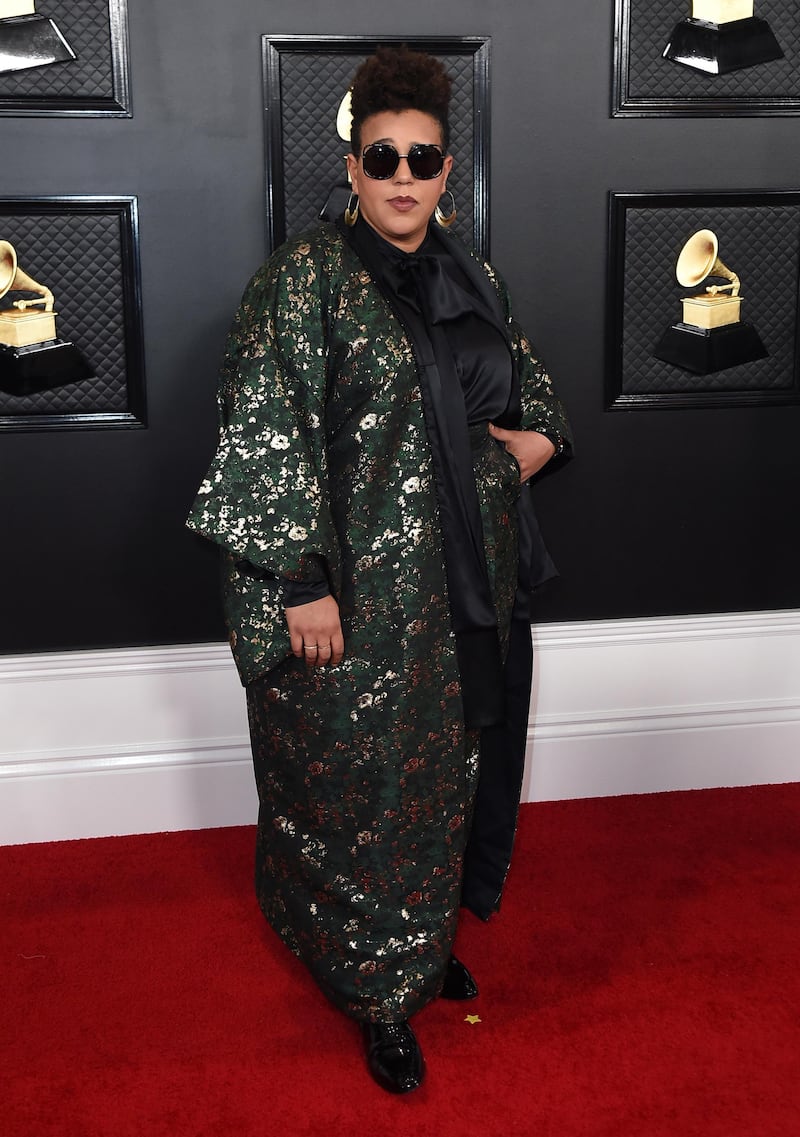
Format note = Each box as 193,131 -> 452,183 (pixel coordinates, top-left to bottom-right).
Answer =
440,954 -> 479,1000
362,1019 -> 425,1094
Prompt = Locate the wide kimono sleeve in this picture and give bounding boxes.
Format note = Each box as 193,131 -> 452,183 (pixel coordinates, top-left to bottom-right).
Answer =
510,317 -> 572,452
472,252 -> 572,454
187,235 -> 342,685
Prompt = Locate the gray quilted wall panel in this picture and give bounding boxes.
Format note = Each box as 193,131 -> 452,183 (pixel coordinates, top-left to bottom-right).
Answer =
627,0 -> 798,102
0,0 -> 128,112
0,201 -> 144,424
610,196 -> 800,404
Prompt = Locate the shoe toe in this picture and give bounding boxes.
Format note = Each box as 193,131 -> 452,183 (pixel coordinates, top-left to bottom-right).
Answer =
440,954 -> 479,1000
363,1020 -> 425,1094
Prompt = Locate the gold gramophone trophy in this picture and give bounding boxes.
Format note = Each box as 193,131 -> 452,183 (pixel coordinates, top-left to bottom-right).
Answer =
0,239 -> 93,396
653,229 -> 767,374
318,89 -> 356,223
0,1 -> 76,75
663,1 -> 783,74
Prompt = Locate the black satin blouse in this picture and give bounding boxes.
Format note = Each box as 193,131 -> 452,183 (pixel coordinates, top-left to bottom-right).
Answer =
377,232 -> 517,430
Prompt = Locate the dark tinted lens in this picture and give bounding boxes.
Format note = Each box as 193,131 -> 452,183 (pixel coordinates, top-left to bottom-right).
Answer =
362,144 -> 399,179
407,145 -> 444,179
361,143 -> 444,180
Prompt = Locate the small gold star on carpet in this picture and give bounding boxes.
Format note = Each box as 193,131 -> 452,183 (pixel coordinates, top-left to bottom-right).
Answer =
464,1014 -> 482,1025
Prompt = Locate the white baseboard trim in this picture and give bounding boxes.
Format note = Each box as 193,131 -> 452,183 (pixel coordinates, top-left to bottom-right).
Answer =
525,609 -> 800,801
2,610 -> 799,845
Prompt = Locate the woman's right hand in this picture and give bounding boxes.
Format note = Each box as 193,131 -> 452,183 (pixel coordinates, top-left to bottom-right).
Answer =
285,595 -> 345,667
488,423 -> 556,482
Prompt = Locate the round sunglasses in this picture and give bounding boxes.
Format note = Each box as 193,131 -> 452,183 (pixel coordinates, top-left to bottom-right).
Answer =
360,143 -> 445,181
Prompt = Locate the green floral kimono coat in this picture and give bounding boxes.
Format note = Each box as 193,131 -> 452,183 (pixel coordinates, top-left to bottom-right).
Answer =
188,221 -> 570,1023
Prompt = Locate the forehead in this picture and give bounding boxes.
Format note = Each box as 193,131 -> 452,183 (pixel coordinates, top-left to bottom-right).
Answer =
359,109 -> 443,146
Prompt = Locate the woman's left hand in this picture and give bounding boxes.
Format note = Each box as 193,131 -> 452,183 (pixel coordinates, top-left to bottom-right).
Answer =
488,423 -> 556,482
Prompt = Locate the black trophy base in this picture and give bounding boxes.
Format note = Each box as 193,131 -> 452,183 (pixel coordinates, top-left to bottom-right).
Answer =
663,17 -> 784,75
0,15 -> 76,76
653,322 -> 768,375
0,340 -> 95,397
318,183 -> 353,223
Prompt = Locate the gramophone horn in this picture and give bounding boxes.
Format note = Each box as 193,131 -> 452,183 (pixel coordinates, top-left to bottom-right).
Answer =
336,89 -> 353,143
0,239 -> 54,311
0,239 -> 17,295
675,229 -> 740,296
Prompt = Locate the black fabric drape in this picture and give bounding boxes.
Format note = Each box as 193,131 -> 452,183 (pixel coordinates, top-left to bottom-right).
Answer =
340,217 -> 510,727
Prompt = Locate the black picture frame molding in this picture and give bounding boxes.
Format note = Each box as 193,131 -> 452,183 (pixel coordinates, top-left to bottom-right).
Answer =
606,190 -> 800,410
0,195 -> 146,432
0,0 -> 131,118
613,0 -> 800,117
261,35 -> 491,258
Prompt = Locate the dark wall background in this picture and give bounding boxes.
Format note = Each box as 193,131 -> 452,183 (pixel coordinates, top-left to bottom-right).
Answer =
2,1 -> 799,656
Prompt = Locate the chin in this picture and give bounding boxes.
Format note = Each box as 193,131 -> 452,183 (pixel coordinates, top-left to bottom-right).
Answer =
382,217 -> 427,248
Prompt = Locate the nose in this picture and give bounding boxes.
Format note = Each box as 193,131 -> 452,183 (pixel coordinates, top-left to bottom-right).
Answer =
393,155 -> 414,182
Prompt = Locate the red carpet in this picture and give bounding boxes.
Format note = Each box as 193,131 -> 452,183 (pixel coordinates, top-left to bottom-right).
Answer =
2,784 -> 800,1136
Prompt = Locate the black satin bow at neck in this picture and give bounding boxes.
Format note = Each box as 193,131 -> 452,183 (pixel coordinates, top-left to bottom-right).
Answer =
381,251 -> 487,325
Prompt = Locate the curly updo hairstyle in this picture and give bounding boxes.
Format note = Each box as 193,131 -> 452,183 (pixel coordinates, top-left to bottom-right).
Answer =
349,45 -> 452,156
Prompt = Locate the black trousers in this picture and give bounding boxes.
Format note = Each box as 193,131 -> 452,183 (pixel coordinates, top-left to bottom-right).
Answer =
460,616 -> 534,919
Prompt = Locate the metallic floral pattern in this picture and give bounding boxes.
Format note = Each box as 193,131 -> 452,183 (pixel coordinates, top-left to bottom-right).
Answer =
187,222 -> 569,1021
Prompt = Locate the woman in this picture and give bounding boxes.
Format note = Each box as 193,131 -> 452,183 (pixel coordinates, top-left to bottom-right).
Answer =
188,45 -> 571,1094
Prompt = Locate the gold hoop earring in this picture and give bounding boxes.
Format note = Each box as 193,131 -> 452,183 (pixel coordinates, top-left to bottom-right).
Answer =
344,192 -> 359,227
434,190 -> 457,228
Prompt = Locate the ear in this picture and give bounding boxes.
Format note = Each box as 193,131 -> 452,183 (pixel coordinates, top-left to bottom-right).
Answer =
442,152 -> 454,188
346,153 -> 360,194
